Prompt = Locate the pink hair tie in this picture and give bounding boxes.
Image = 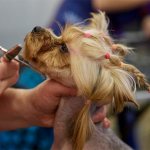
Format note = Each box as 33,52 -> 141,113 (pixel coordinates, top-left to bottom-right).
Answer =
105,52 -> 111,59
84,32 -> 92,38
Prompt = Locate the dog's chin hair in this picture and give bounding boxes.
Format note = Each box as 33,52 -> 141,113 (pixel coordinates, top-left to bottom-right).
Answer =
46,68 -> 75,87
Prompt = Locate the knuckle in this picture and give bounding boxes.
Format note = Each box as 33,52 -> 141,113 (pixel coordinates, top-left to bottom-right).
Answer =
10,74 -> 19,85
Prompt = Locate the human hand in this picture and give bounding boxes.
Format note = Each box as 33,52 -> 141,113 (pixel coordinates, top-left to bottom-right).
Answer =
142,15 -> 150,38
92,106 -> 110,128
18,79 -> 110,128
0,57 -> 19,94
20,79 -> 77,127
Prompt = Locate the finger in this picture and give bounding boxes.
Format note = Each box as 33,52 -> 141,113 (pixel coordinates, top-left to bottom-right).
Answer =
39,114 -> 55,127
0,58 -> 19,80
0,72 -> 19,94
41,80 -> 77,97
0,56 -> 10,63
1,57 -> 19,65
92,106 -> 106,123
102,118 -> 111,128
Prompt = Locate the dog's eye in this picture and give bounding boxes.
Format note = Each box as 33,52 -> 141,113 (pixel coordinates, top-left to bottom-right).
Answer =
60,44 -> 68,53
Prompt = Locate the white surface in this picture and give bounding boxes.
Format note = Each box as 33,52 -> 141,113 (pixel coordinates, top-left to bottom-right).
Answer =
136,91 -> 150,103
0,0 -> 61,48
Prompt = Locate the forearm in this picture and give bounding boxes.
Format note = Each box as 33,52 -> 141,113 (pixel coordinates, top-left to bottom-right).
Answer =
0,86 -> 56,131
0,79 -> 77,131
92,0 -> 149,12
0,88 -> 31,130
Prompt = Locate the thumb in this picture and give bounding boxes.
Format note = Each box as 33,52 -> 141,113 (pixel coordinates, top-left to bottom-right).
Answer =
49,80 -> 77,97
36,79 -> 77,97
0,72 -> 19,94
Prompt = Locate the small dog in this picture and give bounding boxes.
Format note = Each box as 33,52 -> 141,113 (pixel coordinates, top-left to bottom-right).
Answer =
23,12 -> 150,150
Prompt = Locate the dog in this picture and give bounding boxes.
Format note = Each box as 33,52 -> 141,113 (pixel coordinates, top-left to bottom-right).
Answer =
22,12 -> 150,150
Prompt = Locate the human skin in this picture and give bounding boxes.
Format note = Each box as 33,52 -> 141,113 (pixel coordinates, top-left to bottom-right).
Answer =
92,0 -> 149,12
0,79 -> 77,130
0,56 -> 78,130
0,57 -> 19,94
142,15 -> 150,38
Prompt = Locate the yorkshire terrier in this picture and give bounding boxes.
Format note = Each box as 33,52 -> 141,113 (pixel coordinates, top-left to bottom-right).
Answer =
22,12 -> 150,150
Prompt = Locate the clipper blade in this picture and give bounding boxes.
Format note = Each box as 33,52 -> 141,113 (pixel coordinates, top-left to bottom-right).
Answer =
4,44 -> 22,61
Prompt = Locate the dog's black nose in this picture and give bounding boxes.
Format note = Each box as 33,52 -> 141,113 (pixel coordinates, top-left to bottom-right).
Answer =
32,26 -> 42,33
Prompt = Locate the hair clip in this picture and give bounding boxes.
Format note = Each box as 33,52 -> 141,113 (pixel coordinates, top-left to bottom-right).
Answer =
105,52 -> 111,59
84,32 -> 92,38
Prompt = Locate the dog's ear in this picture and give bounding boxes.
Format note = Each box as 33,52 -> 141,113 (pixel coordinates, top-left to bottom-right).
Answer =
88,11 -> 109,34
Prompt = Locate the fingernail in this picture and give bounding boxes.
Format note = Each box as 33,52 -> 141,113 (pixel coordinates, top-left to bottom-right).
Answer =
103,118 -> 110,128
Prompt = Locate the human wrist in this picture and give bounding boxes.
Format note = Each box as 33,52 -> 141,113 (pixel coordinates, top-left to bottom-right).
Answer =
0,88 -> 32,130
12,89 -> 33,128
16,88 -> 55,127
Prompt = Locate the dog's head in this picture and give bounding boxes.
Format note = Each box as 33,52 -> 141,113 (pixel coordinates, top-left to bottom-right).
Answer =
23,12 -> 149,150
23,26 -> 71,80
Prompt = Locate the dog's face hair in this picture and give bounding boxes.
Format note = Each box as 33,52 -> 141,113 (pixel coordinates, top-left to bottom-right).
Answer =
23,27 -> 70,78
23,12 -> 150,150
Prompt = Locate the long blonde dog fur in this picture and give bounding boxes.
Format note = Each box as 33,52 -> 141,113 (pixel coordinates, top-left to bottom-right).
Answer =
23,12 -> 150,150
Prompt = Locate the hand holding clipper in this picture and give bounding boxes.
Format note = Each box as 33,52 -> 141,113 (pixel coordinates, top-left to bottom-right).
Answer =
3,45 -> 22,62
0,45 -> 20,94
